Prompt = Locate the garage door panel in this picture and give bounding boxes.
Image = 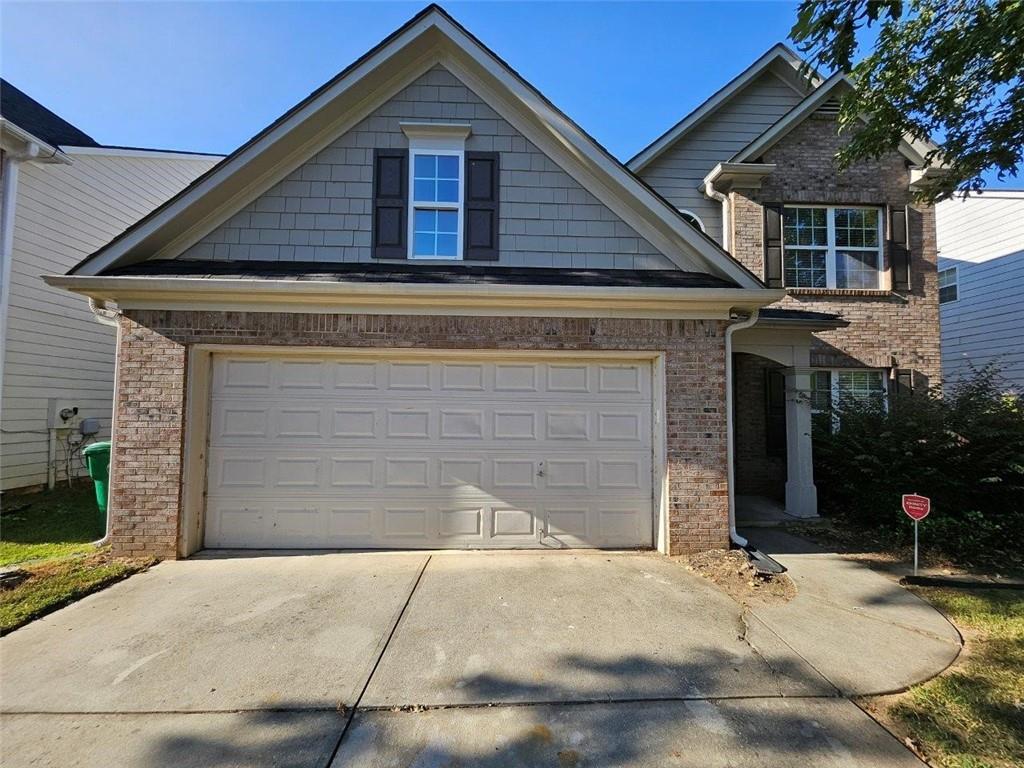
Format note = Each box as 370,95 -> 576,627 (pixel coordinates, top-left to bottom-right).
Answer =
205,355 -> 654,549
211,401 -> 650,447
209,449 -> 650,497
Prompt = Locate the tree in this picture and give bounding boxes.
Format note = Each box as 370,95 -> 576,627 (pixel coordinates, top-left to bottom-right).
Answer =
791,0 -> 1024,203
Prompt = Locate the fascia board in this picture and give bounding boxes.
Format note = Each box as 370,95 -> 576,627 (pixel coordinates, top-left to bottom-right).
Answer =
44,274 -> 783,318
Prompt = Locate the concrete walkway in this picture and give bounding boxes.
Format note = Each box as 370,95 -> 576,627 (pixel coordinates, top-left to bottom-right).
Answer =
740,528 -> 962,695
0,540 -> 960,767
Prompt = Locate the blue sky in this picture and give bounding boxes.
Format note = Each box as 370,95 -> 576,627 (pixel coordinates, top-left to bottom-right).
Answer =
0,1 -> 1016,188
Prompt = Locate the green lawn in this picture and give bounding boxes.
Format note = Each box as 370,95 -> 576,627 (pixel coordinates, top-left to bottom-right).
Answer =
1,485 -> 104,566
1,485 -> 151,634
886,588 -> 1024,768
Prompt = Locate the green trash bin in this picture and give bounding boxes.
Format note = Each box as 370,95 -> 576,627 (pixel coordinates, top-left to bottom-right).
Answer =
83,441 -> 112,516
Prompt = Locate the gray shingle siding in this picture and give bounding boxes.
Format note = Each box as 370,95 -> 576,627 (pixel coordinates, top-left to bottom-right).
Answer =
637,72 -> 805,244
179,66 -> 674,269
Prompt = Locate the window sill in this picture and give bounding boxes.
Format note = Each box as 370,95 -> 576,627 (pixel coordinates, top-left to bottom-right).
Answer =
786,288 -> 893,297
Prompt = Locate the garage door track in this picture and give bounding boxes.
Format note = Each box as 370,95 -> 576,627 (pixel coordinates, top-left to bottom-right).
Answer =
0,544 -> 958,766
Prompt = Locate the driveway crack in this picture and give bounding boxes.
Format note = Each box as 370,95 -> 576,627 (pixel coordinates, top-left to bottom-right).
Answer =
738,607 -> 784,698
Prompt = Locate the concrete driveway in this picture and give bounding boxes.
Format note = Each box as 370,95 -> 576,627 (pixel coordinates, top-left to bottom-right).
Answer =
0,543 -> 958,767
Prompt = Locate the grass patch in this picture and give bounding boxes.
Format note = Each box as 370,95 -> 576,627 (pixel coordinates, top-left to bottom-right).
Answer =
0,484 -> 105,566
1,485 -> 153,634
0,551 -> 152,634
881,587 -> 1024,768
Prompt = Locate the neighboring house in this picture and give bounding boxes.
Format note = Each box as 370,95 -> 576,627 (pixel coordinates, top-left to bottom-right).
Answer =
48,6 -> 940,560
0,80 -> 221,491
935,190 -> 1024,392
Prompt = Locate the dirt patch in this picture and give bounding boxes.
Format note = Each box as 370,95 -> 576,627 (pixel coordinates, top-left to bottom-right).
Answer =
673,549 -> 796,605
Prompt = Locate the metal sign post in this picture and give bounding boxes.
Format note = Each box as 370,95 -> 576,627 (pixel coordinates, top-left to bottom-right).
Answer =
902,493 -> 931,576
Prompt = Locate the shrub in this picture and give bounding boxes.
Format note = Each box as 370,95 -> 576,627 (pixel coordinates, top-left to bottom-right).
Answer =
813,366 -> 1024,564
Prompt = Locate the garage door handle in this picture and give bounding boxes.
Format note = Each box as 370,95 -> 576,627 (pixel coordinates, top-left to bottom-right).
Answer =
536,462 -> 544,477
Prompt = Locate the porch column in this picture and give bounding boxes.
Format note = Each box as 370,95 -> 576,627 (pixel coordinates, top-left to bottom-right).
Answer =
784,365 -> 818,518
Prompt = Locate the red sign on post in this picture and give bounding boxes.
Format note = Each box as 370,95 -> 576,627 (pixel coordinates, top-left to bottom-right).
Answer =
902,494 -> 931,521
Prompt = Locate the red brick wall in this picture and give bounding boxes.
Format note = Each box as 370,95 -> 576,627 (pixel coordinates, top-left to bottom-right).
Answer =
110,311 -> 733,558
730,114 -> 941,385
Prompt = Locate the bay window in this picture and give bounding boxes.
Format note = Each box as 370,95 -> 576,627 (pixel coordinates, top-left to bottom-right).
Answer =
783,206 -> 883,289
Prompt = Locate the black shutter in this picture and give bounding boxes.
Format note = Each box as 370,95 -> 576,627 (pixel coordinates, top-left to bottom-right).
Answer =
765,369 -> 787,457
764,204 -> 784,288
372,149 -> 408,259
891,368 -> 915,398
889,206 -> 910,291
464,151 -> 500,261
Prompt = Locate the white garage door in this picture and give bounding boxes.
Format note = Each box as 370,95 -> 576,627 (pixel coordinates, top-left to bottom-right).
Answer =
204,353 -> 654,549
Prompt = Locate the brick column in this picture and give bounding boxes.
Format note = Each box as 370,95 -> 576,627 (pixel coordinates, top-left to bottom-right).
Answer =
108,316 -> 187,559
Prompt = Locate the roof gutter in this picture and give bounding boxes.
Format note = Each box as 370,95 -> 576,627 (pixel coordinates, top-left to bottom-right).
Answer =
43,275 -> 785,319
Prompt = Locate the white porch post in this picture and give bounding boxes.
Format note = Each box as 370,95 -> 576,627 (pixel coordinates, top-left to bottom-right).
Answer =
784,363 -> 818,518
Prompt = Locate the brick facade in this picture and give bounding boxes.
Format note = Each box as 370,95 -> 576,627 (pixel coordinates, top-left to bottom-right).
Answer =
730,114 -> 941,386
109,311 -> 732,559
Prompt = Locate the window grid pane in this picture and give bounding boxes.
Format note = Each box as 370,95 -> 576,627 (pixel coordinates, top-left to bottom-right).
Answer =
836,249 -> 880,289
810,371 -> 832,413
413,209 -> 459,257
938,268 -> 958,303
784,207 -> 828,247
784,249 -> 828,287
412,153 -> 460,204
836,370 -> 886,404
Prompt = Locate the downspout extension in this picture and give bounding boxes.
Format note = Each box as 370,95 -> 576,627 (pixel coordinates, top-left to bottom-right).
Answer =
724,308 -> 760,548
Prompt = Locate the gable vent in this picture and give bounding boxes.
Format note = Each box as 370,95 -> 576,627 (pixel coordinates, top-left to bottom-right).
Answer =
816,99 -> 842,116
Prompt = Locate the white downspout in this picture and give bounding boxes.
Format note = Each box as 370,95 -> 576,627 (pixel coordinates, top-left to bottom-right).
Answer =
704,179 -> 731,253
724,308 -> 759,547
87,298 -> 121,546
0,149 -> 32,417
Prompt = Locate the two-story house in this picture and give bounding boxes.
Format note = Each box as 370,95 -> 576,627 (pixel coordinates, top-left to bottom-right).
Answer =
47,6 -> 940,559
0,80 -> 221,491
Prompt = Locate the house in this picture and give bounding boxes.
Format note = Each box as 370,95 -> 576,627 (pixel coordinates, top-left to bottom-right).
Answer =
47,5 -> 940,559
935,190 -> 1024,392
0,81 -> 221,491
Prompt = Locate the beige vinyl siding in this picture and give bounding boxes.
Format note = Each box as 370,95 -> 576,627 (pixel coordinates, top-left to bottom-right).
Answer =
637,72 -> 805,244
936,192 -> 1024,390
1,151 -> 219,490
179,66 -> 674,269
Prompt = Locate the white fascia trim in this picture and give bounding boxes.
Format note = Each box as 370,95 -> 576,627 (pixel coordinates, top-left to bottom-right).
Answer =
0,119 -> 70,164
61,146 -> 225,161
44,275 -> 784,319
627,44 -> 815,173
704,162 -> 776,191
70,9 -> 762,289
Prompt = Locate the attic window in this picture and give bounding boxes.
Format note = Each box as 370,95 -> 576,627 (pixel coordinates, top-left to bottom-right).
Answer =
400,124 -> 471,261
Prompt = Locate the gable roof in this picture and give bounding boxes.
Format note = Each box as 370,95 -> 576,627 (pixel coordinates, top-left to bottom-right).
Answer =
729,73 -> 936,166
67,4 -> 763,289
627,44 -> 816,173
0,79 -> 99,148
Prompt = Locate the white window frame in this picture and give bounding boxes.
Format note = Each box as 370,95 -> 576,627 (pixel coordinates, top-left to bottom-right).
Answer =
783,205 -> 884,289
400,124 -> 471,261
677,209 -> 706,233
938,266 -> 958,303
